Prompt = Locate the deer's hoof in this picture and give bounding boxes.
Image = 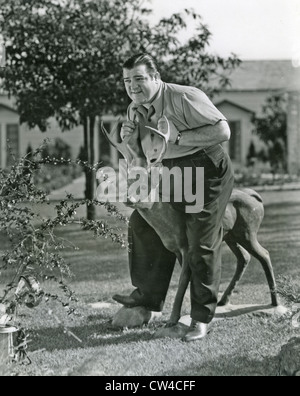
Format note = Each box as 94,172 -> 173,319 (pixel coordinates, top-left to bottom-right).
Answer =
217,300 -> 230,307
272,298 -> 280,307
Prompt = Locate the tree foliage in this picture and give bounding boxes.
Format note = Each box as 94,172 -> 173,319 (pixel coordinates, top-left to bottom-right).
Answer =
252,94 -> 288,173
0,0 -> 241,218
0,0 -> 241,126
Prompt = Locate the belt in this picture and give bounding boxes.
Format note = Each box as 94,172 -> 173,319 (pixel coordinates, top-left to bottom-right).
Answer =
163,144 -> 223,163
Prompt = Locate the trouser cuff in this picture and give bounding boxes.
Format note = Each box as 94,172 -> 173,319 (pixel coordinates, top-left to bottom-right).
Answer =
130,289 -> 164,312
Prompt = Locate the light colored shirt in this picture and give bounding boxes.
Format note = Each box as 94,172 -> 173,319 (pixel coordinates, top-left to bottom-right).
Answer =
127,81 -> 227,160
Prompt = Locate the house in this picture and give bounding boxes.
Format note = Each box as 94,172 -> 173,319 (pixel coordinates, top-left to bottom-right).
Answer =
101,60 -> 300,171
0,93 -> 85,168
214,60 -> 300,171
0,91 -> 121,169
1,60 -> 300,172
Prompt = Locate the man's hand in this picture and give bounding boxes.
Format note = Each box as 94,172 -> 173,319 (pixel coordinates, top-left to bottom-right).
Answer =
120,120 -> 138,141
157,117 -> 179,144
120,120 -> 142,158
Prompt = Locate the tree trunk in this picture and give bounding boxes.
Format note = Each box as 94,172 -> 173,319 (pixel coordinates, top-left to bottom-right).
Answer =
87,115 -> 96,220
83,116 -> 89,200
83,115 -> 96,221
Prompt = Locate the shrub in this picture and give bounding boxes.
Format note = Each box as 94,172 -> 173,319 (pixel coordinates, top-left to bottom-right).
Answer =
25,140 -> 83,193
277,276 -> 300,305
252,94 -> 287,174
34,164 -> 82,193
0,142 -> 128,321
234,161 -> 300,187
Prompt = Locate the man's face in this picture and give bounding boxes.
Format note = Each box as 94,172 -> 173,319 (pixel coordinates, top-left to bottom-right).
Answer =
123,64 -> 160,105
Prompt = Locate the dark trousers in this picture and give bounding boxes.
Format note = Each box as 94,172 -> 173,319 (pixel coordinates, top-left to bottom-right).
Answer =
128,145 -> 234,322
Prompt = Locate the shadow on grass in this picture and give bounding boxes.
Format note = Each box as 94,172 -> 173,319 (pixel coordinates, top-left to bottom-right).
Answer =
159,355 -> 280,376
28,305 -> 283,355
215,304 -> 279,319
29,321 -> 155,353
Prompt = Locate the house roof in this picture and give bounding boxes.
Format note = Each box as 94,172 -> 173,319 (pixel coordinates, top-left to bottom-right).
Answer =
0,102 -> 18,113
225,60 -> 300,91
215,99 -> 255,114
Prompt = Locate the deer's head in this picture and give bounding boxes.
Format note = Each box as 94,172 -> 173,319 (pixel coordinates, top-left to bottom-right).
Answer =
96,119 -> 170,209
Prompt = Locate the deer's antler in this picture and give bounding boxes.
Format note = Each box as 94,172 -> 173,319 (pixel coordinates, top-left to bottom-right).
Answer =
145,115 -> 170,168
101,120 -> 134,164
101,116 -> 170,170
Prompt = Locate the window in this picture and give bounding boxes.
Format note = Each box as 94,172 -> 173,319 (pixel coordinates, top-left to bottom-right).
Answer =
228,121 -> 242,162
6,124 -> 19,167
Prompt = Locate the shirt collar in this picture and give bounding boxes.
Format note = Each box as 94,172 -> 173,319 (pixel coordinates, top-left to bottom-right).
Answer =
150,81 -> 164,116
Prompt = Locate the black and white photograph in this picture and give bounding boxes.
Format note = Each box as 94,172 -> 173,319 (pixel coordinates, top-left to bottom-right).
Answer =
0,0 -> 300,378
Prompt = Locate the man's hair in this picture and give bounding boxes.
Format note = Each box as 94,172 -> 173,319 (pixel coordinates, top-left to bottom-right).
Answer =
123,53 -> 159,77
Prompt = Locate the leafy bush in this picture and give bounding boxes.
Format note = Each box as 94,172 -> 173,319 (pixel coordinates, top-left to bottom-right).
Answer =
0,142 -> 128,321
40,138 -> 72,160
252,94 -> 287,173
26,139 -> 83,193
34,164 -> 82,193
234,161 -> 300,187
277,276 -> 300,305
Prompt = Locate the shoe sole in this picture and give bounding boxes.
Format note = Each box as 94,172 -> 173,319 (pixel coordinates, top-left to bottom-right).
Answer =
113,297 -> 159,311
112,296 -> 139,308
182,328 -> 213,343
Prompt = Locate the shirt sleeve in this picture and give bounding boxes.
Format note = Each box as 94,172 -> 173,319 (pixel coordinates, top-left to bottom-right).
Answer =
180,88 -> 227,129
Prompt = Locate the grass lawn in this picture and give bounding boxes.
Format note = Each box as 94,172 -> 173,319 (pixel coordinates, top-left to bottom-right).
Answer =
1,190 -> 300,376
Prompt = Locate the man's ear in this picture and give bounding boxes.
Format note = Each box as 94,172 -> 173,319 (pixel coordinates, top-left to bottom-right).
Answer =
154,72 -> 161,82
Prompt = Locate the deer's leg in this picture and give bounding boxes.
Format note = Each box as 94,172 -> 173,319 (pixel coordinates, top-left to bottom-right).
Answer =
238,233 -> 279,307
218,239 -> 251,306
167,250 -> 191,327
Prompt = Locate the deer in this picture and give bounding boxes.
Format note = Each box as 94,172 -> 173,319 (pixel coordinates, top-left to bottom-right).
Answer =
97,120 -> 279,327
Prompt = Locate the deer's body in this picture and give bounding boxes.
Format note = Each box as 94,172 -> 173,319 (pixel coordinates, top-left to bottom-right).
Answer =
135,187 -> 278,325
99,123 -> 279,326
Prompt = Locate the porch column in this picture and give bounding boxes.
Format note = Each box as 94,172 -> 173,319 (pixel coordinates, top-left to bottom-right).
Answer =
287,90 -> 300,175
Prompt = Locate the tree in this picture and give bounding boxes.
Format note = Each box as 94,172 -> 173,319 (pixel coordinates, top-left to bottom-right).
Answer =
252,94 -> 288,173
246,141 -> 257,167
0,0 -> 241,219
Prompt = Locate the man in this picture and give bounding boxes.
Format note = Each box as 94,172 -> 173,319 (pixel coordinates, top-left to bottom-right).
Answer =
113,53 -> 234,342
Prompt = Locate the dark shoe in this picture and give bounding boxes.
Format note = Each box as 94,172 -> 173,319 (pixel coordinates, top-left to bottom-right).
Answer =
183,320 -> 213,342
113,294 -> 144,308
